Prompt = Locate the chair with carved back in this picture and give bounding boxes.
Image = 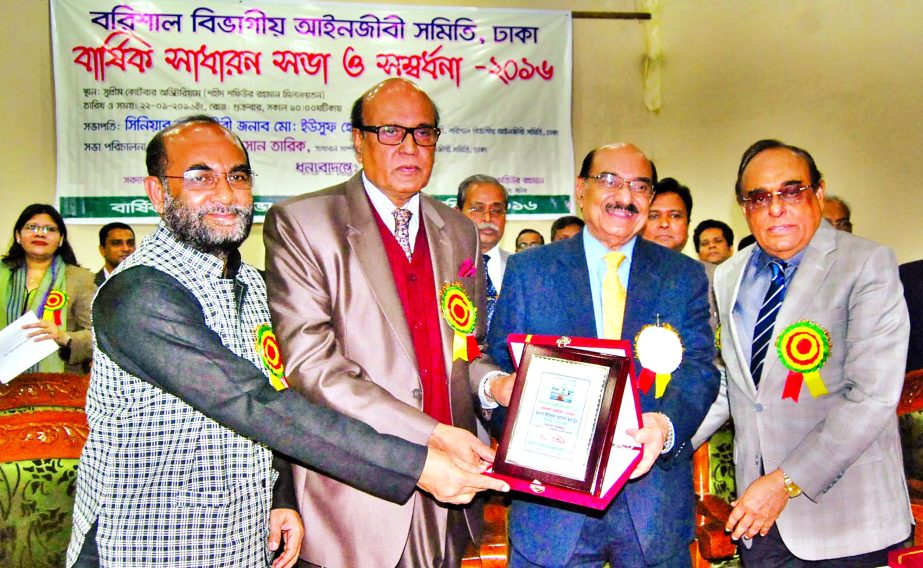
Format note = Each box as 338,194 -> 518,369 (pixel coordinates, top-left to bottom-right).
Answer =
0,372 -> 90,568
690,422 -> 740,568
898,368 -> 923,546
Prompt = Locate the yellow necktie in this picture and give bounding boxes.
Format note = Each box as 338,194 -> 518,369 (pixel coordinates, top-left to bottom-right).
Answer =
603,252 -> 627,339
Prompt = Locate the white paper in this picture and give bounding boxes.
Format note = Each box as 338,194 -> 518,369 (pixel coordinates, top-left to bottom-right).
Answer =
0,312 -> 59,384
506,354 -> 610,480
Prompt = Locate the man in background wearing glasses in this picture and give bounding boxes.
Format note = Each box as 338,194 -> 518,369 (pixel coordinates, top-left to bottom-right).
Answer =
69,115 -> 506,568
484,143 -> 719,567
693,139 -> 911,566
265,79 -> 503,568
456,174 -> 510,332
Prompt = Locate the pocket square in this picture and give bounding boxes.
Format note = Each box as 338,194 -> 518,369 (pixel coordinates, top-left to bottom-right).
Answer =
457,257 -> 476,278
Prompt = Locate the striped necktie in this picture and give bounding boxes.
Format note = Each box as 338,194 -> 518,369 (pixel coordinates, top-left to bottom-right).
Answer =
603,252 -> 627,339
483,254 -> 498,331
392,208 -> 412,261
750,259 -> 788,386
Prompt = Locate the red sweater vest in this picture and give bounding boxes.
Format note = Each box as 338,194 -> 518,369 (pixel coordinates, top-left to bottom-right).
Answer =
373,208 -> 453,425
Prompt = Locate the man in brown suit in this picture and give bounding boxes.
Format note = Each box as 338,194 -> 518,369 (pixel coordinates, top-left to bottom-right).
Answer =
265,79 -> 502,567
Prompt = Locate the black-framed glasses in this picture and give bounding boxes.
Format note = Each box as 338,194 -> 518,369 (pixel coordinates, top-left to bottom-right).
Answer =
584,172 -> 653,195
357,125 -> 441,146
740,184 -> 812,210
161,169 -> 256,191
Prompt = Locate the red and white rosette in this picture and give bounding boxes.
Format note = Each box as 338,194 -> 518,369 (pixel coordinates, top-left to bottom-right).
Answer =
634,323 -> 683,398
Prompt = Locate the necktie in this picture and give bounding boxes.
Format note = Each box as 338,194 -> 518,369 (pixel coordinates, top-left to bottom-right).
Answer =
750,259 -> 788,387
483,253 -> 498,331
392,208 -> 412,261
602,252 -> 627,339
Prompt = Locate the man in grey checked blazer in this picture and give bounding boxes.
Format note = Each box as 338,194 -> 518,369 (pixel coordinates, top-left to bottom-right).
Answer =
693,139 -> 912,566
67,116 -> 506,568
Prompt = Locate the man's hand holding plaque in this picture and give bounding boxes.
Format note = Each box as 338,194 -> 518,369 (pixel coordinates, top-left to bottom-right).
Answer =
490,363 -> 668,480
626,412 -> 669,478
486,336 -> 645,510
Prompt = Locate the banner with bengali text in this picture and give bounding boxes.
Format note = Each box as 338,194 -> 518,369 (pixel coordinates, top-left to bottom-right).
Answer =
50,0 -> 574,222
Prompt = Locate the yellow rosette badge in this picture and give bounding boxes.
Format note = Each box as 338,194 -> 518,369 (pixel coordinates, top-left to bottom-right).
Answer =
776,321 -> 831,402
439,282 -> 480,362
43,290 -> 68,326
255,324 -> 289,391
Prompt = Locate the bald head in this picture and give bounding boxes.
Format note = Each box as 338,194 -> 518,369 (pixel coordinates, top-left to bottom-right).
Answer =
575,143 -> 657,250
350,79 -> 440,135
350,79 -> 441,206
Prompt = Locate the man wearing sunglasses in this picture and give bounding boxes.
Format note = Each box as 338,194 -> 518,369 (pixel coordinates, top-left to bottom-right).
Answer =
693,139 -> 911,566
265,79 -> 503,568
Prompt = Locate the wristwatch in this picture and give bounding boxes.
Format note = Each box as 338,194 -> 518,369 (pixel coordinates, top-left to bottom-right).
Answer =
782,472 -> 802,498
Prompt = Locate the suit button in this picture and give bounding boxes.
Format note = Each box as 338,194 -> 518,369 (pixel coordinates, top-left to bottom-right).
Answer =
408,274 -> 417,282
411,388 -> 422,400
754,403 -> 763,412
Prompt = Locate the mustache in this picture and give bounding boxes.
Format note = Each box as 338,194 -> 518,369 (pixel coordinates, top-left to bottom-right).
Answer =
477,221 -> 501,232
604,202 -> 639,215
197,203 -> 251,218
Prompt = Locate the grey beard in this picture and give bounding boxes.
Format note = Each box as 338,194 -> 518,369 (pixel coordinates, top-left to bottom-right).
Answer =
162,191 -> 254,255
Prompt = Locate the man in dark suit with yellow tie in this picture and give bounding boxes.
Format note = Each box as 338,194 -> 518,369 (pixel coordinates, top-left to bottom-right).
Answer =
484,143 -> 719,567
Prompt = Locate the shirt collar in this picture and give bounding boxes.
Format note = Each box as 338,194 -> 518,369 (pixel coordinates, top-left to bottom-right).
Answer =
362,171 -> 421,222
483,243 -> 502,260
750,244 -> 806,274
582,228 -> 637,265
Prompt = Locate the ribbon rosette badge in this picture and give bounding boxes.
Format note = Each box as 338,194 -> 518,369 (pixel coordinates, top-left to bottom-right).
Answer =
635,322 -> 684,398
439,282 -> 480,361
776,321 -> 830,402
43,290 -> 68,326
255,324 -> 289,391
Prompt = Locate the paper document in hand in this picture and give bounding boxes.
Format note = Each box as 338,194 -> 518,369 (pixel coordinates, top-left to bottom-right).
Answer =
0,311 -> 58,384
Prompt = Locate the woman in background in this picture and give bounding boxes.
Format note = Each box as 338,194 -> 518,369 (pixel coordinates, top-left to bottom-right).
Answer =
1,203 -> 94,374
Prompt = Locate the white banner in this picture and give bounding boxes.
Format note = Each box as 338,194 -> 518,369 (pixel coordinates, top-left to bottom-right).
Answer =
50,0 -> 574,222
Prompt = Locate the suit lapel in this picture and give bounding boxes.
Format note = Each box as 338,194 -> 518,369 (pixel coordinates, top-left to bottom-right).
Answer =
343,174 -> 418,371
420,197 -> 459,371
623,239 -> 666,341
554,235 -> 598,339
725,249 -> 759,399
759,223 -> 837,386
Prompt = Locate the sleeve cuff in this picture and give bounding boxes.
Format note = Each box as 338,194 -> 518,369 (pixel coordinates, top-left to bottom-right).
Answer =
659,413 -> 675,454
478,371 -> 506,409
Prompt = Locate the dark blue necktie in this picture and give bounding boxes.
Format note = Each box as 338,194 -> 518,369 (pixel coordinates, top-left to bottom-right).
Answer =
483,254 -> 498,331
750,260 -> 787,387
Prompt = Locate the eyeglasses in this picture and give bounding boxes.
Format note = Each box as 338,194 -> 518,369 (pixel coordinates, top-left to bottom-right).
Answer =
357,125 -> 441,146
161,170 -> 256,191
516,241 -> 542,251
740,184 -> 812,210
467,205 -> 507,217
22,224 -> 60,236
584,172 -> 653,196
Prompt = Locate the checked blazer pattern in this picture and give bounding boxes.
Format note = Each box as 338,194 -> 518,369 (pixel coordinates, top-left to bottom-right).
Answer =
67,225 -> 280,568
